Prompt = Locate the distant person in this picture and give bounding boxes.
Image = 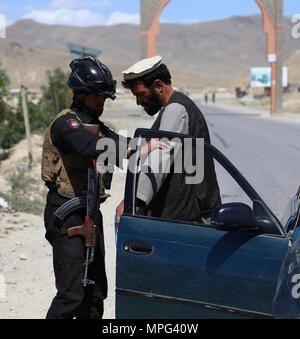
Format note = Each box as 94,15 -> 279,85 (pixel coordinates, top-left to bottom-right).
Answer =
116,55 -> 221,226
204,92 -> 208,105
212,92 -> 216,104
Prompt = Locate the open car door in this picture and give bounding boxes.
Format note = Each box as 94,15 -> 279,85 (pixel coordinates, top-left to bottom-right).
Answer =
116,129 -> 290,319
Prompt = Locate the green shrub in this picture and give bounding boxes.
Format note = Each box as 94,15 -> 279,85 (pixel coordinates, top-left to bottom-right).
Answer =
0,169 -> 46,215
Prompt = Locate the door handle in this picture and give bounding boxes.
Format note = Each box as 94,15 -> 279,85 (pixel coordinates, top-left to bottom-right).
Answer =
123,239 -> 153,255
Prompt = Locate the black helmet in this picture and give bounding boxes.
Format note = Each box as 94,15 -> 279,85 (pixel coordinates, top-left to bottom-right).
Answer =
67,56 -> 117,100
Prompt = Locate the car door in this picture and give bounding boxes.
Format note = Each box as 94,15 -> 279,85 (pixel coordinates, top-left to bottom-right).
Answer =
115,129 -> 290,319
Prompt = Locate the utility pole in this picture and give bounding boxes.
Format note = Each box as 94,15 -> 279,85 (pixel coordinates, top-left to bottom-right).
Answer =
275,0 -> 284,115
20,86 -> 33,169
256,0 -> 283,115
48,73 -> 59,115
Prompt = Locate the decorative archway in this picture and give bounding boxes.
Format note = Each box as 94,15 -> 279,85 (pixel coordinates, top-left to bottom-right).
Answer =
140,0 -> 171,59
255,0 -> 283,114
139,0 -> 283,114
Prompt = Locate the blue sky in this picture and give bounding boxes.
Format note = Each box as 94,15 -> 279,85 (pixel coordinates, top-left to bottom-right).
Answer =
0,0 -> 299,27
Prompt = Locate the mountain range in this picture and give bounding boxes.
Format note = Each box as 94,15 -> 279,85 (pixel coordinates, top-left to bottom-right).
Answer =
0,15 -> 299,91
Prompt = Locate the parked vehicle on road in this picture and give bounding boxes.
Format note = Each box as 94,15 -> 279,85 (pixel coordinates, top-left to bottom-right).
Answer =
115,128 -> 300,319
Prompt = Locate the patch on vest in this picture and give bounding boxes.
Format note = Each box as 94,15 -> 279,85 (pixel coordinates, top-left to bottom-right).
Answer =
67,119 -> 81,129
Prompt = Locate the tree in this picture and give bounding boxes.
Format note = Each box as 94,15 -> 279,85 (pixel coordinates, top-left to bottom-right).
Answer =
0,94 -> 25,150
39,68 -> 72,120
0,68 -> 11,123
0,69 -> 17,150
0,67 -> 72,150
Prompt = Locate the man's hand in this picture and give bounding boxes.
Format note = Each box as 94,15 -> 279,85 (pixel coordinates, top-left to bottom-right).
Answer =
116,200 -> 124,229
140,139 -> 169,156
126,138 -> 169,158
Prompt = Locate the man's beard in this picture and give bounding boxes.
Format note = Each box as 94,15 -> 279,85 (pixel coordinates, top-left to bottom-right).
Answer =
142,88 -> 163,116
92,105 -> 104,118
84,105 -> 104,120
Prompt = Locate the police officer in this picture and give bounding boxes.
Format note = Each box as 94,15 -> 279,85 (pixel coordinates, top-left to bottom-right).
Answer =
42,57 -> 167,319
41,57 -> 128,319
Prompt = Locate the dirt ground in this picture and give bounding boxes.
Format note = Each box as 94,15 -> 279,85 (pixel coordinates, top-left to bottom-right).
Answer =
0,101 -> 154,319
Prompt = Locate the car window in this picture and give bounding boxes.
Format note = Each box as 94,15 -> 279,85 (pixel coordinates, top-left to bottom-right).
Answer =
214,160 -> 253,208
133,139 -> 253,226
124,129 -> 285,236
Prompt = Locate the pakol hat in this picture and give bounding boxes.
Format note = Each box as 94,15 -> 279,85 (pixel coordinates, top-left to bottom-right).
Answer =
122,55 -> 162,81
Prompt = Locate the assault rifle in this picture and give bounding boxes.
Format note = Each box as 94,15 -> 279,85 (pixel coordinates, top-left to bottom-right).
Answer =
55,168 -> 100,286
54,123 -> 102,287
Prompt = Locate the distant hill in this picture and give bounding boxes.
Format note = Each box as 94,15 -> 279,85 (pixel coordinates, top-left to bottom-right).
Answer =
1,15 -> 299,90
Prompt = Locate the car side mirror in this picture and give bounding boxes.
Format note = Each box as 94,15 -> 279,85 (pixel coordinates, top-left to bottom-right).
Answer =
211,203 -> 259,232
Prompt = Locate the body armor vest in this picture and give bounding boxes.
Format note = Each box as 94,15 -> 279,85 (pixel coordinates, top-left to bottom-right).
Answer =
41,109 -> 110,201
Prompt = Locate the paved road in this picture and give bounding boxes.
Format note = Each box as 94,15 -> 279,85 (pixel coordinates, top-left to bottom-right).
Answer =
198,103 -> 300,220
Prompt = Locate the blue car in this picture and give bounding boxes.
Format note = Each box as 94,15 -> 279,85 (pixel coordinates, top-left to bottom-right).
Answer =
115,128 -> 300,319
